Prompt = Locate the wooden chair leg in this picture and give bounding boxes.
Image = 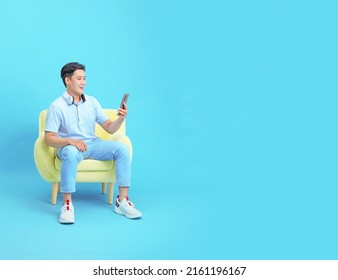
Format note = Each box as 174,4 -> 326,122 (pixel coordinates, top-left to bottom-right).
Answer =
101,183 -> 106,194
51,182 -> 59,205
108,182 -> 114,205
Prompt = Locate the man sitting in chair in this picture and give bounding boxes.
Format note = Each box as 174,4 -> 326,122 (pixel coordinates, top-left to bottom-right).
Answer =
44,62 -> 142,224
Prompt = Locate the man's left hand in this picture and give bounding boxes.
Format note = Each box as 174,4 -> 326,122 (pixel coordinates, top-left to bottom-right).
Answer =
117,102 -> 128,118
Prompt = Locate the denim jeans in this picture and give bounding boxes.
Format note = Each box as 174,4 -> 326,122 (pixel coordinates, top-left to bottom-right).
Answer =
57,138 -> 131,193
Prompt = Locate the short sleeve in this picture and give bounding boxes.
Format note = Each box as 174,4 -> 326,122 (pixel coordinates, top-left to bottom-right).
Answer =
93,98 -> 109,124
45,105 -> 61,133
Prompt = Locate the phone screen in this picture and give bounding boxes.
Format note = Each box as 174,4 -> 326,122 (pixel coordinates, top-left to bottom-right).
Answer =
120,93 -> 129,109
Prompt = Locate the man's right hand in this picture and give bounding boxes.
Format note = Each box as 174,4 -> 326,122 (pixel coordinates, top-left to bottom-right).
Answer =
69,139 -> 87,152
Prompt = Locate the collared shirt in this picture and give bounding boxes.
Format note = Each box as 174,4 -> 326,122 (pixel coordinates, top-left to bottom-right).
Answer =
45,91 -> 109,142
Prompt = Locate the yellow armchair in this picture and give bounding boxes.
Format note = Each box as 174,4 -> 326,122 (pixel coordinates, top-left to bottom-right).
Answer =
34,109 -> 132,205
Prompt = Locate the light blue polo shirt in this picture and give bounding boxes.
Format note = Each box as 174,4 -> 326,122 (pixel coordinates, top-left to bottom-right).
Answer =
45,91 -> 109,142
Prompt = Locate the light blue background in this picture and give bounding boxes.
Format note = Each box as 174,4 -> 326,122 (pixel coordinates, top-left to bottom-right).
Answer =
0,0 -> 337,259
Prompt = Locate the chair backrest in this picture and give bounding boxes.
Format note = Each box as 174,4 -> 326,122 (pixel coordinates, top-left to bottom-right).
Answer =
39,109 -> 126,139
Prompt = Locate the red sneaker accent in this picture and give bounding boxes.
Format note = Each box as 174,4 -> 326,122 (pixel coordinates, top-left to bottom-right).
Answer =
66,200 -> 70,210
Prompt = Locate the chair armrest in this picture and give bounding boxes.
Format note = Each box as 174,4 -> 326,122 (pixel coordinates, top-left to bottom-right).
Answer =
108,132 -> 133,160
34,134 -> 59,182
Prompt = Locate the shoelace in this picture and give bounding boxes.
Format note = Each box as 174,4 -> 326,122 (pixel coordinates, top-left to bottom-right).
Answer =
117,196 -> 134,207
61,200 -> 73,212
125,196 -> 134,207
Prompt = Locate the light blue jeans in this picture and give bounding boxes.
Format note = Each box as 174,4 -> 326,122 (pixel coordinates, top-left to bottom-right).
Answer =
57,138 -> 131,193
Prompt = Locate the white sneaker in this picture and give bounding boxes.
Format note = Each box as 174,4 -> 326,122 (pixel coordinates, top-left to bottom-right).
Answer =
59,200 -> 75,224
114,196 -> 142,219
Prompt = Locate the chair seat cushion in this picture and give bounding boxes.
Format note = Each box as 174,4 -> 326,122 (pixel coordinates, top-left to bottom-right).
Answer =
55,158 -> 114,171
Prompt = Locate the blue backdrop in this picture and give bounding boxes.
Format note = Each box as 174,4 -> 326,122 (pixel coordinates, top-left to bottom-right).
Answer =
0,0 -> 338,260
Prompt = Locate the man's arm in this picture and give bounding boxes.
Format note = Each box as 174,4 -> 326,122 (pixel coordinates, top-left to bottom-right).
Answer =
100,104 -> 128,134
44,131 -> 87,152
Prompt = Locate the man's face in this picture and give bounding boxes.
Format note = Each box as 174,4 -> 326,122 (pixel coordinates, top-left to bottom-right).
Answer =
66,69 -> 86,96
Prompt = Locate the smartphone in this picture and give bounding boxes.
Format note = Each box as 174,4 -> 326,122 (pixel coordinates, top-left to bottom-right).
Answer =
118,93 -> 129,115
120,93 -> 129,109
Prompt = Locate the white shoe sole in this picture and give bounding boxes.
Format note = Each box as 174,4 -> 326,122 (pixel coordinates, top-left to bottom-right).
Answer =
59,218 -> 75,224
114,207 -> 142,219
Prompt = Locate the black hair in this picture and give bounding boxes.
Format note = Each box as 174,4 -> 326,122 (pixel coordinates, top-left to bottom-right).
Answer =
60,62 -> 86,87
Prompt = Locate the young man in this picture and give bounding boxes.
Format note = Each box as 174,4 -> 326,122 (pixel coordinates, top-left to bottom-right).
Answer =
44,62 -> 142,224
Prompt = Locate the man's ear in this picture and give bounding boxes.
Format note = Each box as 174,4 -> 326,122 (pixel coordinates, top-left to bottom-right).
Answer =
65,77 -> 70,85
